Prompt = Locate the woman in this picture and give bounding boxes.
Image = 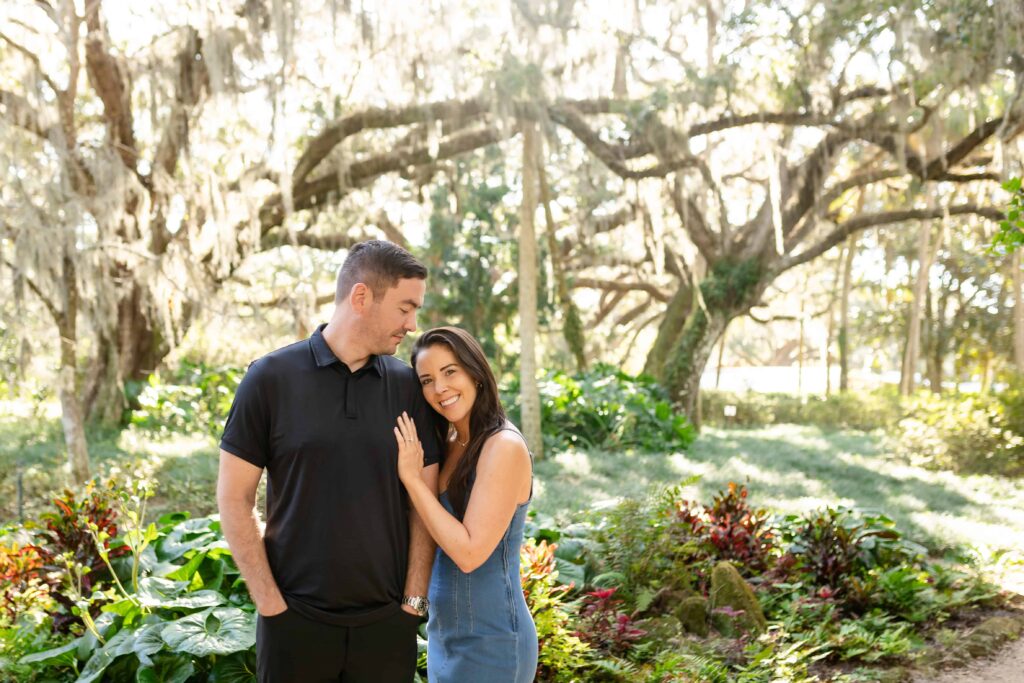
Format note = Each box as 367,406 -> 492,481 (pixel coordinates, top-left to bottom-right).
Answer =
394,326 -> 537,683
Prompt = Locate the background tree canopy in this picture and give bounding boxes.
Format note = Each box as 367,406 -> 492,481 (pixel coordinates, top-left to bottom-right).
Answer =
1,0 -> 1023,478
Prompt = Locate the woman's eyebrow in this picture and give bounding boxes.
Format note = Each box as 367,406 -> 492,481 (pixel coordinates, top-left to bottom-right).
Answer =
419,363 -> 456,379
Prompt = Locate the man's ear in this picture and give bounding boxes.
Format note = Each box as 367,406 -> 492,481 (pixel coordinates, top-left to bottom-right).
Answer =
350,282 -> 373,313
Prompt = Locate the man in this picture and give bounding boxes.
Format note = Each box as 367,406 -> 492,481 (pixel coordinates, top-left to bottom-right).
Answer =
217,240 -> 441,682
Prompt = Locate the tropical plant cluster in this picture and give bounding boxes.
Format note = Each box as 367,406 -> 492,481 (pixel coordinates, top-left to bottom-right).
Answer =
503,364 -> 696,453
1,475 -> 1001,682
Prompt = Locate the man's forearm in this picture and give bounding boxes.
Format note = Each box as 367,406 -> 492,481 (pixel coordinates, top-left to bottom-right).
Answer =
219,500 -> 286,614
404,464 -> 439,598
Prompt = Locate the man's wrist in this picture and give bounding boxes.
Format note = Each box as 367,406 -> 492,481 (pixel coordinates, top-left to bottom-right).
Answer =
402,595 -> 429,617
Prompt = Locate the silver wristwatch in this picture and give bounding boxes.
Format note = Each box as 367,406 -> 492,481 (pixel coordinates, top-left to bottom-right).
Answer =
402,595 -> 429,617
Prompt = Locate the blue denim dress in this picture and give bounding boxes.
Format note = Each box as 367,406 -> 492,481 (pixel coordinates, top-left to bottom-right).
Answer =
426,444 -> 537,682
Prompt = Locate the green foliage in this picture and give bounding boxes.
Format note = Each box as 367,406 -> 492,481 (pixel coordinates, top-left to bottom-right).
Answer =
504,363 -> 695,452
420,157 -> 523,367
702,389 -> 900,431
574,588 -> 645,656
990,177 -> 1024,254
29,480 -> 129,633
701,258 -> 765,311
129,362 -> 243,437
778,507 -> 926,614
894,390 -> 1024,476
519,538 -> 590,682
4,480 -> 253,682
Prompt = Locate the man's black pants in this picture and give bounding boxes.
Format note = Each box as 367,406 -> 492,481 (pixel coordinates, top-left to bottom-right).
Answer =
256,608 -> 420,682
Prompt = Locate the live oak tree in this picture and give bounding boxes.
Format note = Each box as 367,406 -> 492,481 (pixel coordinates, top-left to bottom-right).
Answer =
3,0 -> 1023,476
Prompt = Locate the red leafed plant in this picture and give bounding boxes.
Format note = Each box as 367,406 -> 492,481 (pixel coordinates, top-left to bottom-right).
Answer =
575,586 -> 646,655
702,483 -> 775,573
30,480 -> 128,632
670,483 -> 775,582
0,541 -> 49,622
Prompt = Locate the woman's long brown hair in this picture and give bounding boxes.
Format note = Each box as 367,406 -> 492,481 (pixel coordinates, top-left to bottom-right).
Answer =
411,326 -> 507,519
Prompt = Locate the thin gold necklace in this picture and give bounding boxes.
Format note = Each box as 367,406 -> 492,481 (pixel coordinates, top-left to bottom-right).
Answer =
453,430 -> 469,447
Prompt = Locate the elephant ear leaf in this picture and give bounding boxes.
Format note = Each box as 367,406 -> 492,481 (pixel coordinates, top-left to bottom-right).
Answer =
18,640 -> 79,667
75,630 -> 136,683
161,607 -> 255,657
138,576 -> 224,609
136,654 -> 195,683
208,650 -> 259,683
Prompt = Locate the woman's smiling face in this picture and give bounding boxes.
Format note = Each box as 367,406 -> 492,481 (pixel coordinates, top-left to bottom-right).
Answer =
415,343 -> 478,425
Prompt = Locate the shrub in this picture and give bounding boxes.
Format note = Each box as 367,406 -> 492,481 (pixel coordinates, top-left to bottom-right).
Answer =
129,361 -> 244,436
29,480 -> 129,633
778,507 -> 926,614
700,483 -> 775,574
504,364 -> 695,452
893,391 -> 1021,476
701,389 -> 900,431
520,539 -> 590,682
0,540 -> 49,625
574,587 -> 645,656
11,479 -> 255,682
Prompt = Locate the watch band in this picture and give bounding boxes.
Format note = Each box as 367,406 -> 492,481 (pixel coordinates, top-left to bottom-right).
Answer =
402,595 -> 429,616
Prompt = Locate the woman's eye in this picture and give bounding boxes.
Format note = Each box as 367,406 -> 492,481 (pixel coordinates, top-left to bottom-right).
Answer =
445,369 -> 456,376
421,378 -> 432,386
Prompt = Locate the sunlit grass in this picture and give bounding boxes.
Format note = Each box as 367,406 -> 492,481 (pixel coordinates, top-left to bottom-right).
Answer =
4,409 -> 1023,572
533,425 -> 1024,557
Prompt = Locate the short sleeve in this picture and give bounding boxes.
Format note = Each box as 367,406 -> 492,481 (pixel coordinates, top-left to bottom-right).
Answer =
411,388 -> 441,467
219,359 -> 272,468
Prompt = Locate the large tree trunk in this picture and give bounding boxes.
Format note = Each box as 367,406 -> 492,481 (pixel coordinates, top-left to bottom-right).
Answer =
643,280 -> 694,379
662,304 -> 730,428
56,253 -> 90,482
518,122 -> 543,459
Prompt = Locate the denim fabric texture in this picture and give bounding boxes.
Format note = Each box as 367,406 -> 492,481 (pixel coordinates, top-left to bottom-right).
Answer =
426,440 -> 538,682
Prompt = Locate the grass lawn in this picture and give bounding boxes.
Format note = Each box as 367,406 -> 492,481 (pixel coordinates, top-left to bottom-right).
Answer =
4,412 -> 1023,585
533,425 -> 1024,560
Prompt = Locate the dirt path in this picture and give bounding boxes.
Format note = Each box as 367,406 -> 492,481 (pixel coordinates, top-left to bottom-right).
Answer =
913,636 -> 1024,683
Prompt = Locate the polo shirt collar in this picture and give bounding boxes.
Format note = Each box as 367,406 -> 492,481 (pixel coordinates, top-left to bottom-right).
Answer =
310,324 -> 383,376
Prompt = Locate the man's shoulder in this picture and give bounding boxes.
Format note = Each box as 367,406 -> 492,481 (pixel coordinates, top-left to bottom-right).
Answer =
246,338 -> 311,377
378,354 -> 421,387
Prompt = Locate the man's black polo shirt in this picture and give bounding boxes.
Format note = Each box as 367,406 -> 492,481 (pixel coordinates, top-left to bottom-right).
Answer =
220,324 -> 440,626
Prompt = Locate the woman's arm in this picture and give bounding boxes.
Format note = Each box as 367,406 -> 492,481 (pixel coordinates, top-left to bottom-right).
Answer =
396,414 -> 530,574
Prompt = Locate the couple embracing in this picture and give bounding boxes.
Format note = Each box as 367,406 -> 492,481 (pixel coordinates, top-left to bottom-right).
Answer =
217,240 -> 538,682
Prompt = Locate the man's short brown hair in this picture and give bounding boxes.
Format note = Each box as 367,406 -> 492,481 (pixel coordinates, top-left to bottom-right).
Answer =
335,240 -> 428,303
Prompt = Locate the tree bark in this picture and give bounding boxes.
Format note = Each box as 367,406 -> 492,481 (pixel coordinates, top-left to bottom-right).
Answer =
57,252 -> 89,482
839,235 -> 856,391
900,211 -> 944,395
1015,249 -> 1024,370
662,304 -> 730,428
518,122 -> 543,459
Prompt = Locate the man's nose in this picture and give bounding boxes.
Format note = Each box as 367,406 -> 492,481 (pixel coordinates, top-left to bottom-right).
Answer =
405,312 -> 418,332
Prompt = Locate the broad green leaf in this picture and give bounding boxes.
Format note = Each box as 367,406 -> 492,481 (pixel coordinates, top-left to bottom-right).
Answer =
166,551 -> 206,582
18,639 -> 80,666
132,622 -> 169,667
76,629 -> 136,683
208,650 -> 259,683
161,606 -> 256,657
136,654 -> 195,683
137,576 -> 224,609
